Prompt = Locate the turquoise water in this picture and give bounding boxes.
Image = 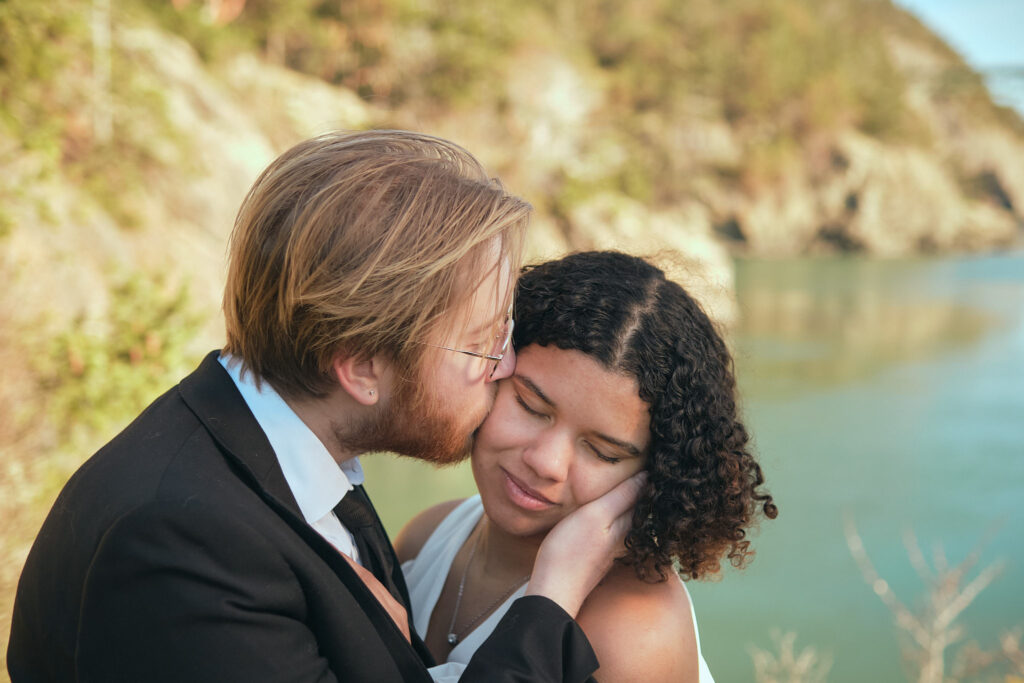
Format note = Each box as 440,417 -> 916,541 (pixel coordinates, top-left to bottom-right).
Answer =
364,251 -> 1024,681
692,252 -> 1024,682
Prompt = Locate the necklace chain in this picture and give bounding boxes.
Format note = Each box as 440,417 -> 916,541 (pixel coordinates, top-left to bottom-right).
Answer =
446,525 -> 531,647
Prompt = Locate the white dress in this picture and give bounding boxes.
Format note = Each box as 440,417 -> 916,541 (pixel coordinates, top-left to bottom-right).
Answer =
405,495 -> 715,682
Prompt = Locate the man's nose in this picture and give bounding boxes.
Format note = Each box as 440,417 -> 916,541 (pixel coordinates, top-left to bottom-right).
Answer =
487,344 -> 516,382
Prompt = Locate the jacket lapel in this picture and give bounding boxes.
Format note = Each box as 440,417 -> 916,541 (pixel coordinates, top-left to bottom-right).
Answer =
177,350 -> 302,518
176,351 -> 433,681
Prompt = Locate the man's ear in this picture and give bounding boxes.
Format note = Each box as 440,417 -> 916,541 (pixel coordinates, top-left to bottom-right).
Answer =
330,353 -> 387,406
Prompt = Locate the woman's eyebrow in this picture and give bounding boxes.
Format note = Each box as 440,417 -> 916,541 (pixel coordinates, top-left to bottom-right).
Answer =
514,374 -> 555,407
592,433 -> 643,458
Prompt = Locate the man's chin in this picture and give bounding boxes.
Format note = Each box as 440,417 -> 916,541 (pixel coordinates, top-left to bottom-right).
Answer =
419,430 -> 476,467
372,380 -> 488,466
423,448 -> 471,467
409,418 -> 484,467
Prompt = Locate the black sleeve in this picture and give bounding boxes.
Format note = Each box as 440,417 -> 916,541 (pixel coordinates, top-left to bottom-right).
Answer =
458,596 -> 599,683
75,502 -> 341,683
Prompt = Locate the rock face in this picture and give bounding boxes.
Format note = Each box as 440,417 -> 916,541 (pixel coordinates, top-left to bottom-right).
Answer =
496,25 -> 1024,263
480,52 -> 736,324
6,11 -> 1024,338
727,131 -> 1019,256
712,34 -> 1024,257
553,194 -> 737,327
2,26 -> 376,347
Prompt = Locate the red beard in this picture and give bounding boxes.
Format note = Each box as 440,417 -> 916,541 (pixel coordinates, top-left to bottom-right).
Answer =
340,370 -> 488,466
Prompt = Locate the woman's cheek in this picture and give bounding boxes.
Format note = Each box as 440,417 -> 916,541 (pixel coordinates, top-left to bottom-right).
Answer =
574,461 -> 644,507
499,397 -> 537,444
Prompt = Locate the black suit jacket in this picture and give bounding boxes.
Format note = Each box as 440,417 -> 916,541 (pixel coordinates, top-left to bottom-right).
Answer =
8,352 -> 598,682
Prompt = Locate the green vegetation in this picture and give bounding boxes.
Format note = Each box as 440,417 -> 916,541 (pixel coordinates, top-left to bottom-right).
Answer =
0,267 -> 204,681
139,0 -> 921,124
0,1 -> 85,159
0,1 -> 85,229
0,0 -> 186,229
129,0 -> 966,195
4,0 -> 1015,222
37,272 -> 204,447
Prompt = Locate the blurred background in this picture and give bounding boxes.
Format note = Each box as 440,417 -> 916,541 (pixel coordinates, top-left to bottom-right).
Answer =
1,0 -> 1022,680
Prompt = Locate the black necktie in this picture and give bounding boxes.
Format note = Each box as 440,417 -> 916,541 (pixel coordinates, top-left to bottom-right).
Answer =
333,485 -> 405,606
334,485 -> 438,667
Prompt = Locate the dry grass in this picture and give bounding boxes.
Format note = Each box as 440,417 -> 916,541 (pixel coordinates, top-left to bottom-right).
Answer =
844,516 -> 1022,683
750,630 -> 833,683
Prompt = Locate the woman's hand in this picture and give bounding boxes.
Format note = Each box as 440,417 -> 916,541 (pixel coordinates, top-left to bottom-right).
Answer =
524,472 -> 645,618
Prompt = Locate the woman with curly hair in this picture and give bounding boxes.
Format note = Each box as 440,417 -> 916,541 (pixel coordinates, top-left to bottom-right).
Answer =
396,251 -> 777,682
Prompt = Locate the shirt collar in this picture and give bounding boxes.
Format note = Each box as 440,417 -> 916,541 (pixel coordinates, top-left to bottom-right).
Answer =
219,353 -> 363,524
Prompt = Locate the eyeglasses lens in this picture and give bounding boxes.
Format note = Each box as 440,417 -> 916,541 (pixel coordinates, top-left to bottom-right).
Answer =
488,317 -> 514,376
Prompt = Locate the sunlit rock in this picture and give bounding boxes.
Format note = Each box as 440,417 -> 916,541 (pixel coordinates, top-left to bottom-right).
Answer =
564,192 -> 737,327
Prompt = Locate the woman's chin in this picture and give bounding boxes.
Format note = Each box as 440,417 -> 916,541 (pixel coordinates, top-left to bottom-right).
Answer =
483,500 -> 562,540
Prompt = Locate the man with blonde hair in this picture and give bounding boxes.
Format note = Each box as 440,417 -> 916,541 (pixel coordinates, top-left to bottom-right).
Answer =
9,131 -> 637,682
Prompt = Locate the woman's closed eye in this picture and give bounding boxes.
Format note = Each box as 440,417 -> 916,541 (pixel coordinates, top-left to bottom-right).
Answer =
514,393 -> 547,418
584,441 -> 621,464
513,388 -> 626,463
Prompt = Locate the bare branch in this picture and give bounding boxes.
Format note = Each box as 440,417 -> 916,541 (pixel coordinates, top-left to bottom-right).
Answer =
903,526 -> 931,582
934,561 -> 1004,631
749,630 -> 832,683
845,515 -> 1012,683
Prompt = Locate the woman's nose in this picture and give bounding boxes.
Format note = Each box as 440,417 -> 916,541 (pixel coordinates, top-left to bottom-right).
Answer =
522,430 -> 571,483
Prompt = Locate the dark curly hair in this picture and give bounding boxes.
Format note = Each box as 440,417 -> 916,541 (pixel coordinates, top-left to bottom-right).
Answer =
514,251 -> 777,582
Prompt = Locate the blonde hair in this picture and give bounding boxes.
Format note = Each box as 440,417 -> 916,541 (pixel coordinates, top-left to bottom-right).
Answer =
223,130 -> 529,398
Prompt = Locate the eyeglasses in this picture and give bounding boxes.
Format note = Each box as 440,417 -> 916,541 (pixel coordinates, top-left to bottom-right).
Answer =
434,306 -> 514,377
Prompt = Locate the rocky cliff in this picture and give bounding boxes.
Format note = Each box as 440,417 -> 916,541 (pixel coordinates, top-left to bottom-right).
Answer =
4,1 -> 1024,339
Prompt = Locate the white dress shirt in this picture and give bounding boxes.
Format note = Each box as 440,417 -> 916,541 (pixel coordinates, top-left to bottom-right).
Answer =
220,353 -> 460,681
219,353 -> 363,564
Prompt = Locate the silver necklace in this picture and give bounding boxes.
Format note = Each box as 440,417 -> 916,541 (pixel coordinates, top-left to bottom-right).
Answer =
446,526 -> 531,646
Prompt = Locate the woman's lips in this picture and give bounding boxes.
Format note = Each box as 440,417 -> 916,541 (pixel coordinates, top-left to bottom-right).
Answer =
501,469 -> 557,511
